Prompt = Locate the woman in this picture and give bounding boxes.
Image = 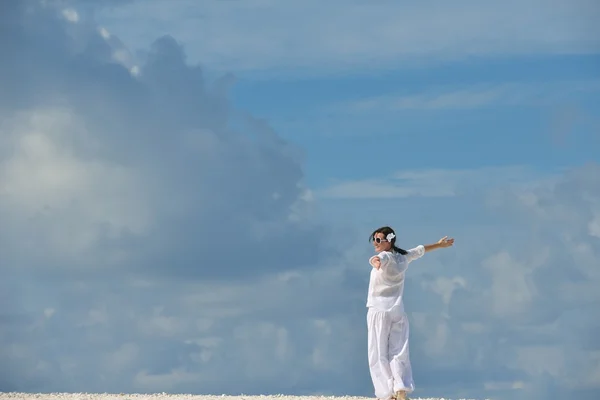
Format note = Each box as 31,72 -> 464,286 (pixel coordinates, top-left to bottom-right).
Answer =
366,226 -> 454,400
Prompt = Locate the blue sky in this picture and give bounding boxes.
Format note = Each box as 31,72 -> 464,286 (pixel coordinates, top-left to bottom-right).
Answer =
1,1 -> 599,400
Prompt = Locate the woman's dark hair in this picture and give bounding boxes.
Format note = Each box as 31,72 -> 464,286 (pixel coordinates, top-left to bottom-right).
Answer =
369,226 -> 408,255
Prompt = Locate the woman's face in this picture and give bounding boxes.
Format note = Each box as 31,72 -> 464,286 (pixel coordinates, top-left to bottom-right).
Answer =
373,232 -> 392,252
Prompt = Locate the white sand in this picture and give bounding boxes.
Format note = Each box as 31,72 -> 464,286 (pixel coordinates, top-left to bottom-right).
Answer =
0,394 -> 485,400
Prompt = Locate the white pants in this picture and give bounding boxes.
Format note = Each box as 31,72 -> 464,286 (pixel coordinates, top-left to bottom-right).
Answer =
367,307 -> 415,399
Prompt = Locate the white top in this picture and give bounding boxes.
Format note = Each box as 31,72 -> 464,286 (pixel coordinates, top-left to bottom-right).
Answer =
366,245 -> 425,311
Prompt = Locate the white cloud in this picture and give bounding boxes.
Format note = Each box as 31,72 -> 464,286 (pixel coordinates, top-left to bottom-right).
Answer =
0,108 -> 152,258
61,8 -> 79,23
316,162 -> 600,399
482,251 -> 540,319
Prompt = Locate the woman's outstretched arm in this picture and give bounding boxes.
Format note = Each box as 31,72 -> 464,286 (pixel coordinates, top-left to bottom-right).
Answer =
424,236 -> 454,252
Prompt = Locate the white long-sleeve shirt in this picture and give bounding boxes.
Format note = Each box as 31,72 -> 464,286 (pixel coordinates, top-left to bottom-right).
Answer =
366,245 -> 425,312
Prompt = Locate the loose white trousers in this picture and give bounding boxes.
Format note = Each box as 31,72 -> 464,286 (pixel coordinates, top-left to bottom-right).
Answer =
367,307 -> 414,399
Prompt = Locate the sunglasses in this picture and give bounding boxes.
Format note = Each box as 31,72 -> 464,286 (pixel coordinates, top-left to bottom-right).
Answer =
373,237 -> 389,244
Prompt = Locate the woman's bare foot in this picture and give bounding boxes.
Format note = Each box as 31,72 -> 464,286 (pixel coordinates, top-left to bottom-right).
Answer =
394,391 -> 407,400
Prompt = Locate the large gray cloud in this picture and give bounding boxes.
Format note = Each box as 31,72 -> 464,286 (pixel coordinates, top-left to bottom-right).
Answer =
0,0 -> 345,394
0,0 -> 330,282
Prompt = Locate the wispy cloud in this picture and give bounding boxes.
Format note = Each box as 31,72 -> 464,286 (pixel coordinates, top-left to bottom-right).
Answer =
94,0 -> 600,75
335,80 -> 600,112
317,166 -> 549,199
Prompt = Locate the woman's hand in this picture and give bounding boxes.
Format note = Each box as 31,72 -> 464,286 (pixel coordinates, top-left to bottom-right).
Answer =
437,236 -> 454,248
370,256 -> 381,269
425,236 -> 455,252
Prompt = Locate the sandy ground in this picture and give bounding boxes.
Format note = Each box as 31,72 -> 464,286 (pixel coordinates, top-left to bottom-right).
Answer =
0,394 -> 485,400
